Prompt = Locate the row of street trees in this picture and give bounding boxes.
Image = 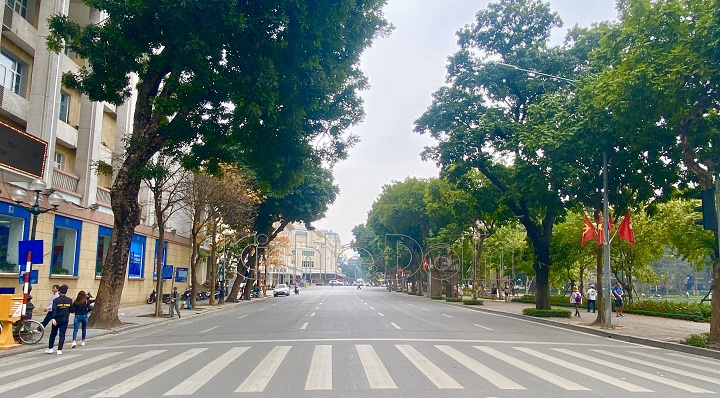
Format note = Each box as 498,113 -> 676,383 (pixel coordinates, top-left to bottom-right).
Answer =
45,0 -> 391,328
355,0 -> 720,343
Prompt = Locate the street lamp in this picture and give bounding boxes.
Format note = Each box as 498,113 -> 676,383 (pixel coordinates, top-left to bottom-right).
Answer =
496,61 -> 613,329
10,178 -> 63,320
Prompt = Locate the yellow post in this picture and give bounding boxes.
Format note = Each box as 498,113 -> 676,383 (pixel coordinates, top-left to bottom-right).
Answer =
0,294 -> 23,349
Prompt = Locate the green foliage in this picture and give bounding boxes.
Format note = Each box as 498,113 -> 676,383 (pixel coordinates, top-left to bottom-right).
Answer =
430,296 -> 443,300
512,294 -> 576,308
0,261 -> 16,272
463,299 -> 484,305
445,297 -> 462,302
682,333 -> 711,348
625,300 -> 711,323
51,267 -> 70,275
522,308 -> 571,318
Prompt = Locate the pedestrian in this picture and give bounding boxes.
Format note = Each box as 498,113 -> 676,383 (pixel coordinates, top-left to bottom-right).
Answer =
40,284 -> 60,328
169,286 -> 181,318
70,290 -> 92,348
570,286 -> 582,317
612,281 -> 624,317
586,284 -> 597,313
45,284 -> 72,355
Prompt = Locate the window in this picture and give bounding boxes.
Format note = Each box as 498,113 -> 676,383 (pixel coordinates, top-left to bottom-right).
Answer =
301,260 -> 314,268
96,226 -> 112,277
128,234 -> 146,278
0,202 -> 29,274
6,0 -> 27,18
54,152 -> 64,170
153,239 -> 168,279
0,51 -> 23,95
51,216 -> 82,276
59,91 -> 70,123
302,250 -> 315,257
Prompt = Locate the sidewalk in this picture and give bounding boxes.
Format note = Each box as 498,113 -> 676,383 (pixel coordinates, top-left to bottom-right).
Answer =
444,296 -> 720,359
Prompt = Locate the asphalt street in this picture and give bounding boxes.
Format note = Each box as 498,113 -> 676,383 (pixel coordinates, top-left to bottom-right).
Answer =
1,286 -> 719,397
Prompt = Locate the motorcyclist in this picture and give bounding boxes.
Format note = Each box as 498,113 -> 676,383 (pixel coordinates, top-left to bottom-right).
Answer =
294,283 -> 299,294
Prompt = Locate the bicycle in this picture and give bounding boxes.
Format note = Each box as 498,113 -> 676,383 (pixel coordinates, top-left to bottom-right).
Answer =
0,318 -> 45,344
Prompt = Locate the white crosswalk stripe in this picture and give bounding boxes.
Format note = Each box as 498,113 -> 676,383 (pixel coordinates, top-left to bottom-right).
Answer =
356,344 -> 397,389
514,347 -> 651,392
475,346 -> 589,391
306,344 -> 332,390
436,345 -> 524,390
553,348 -> 714,394
396,344 -> 463,389
0,354 -> 80,379
628,350 -> 720,375
93,348 -> 207,397
0,352 -> 122,395
236,345 -> 291,392
25,350 -> 164,398
164,347 -> 249,396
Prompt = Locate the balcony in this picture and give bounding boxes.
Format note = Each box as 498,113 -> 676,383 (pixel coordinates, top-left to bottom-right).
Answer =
96,186 -> 111,205
52,168 -> 79,194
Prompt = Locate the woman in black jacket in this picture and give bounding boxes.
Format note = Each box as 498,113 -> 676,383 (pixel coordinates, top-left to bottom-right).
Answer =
70,290 -> 92,348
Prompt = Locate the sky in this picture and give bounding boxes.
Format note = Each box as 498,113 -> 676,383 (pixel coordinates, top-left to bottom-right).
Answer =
314,0 -> 619,246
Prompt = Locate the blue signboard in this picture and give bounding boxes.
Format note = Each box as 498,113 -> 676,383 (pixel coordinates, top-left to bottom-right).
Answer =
18,240 -> 43,265
162,265 -> 174,280
18,269 -> 38,284
175,267 -> 188,283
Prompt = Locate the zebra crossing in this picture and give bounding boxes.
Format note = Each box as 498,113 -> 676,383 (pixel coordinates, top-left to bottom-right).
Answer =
1,343 -> 718,396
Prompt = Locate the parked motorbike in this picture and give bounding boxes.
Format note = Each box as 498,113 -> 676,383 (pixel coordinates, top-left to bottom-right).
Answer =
147,290 -> 157,304
196,291 -> 209,300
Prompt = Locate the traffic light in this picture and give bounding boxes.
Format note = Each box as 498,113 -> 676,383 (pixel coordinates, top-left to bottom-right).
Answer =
694,189 -> 717,230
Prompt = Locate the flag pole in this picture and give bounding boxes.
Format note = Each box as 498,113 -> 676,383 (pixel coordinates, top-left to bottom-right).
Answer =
603,151 -> 612,329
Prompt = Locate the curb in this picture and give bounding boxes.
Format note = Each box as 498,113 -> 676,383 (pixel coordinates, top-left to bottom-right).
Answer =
433,297 -> 720,360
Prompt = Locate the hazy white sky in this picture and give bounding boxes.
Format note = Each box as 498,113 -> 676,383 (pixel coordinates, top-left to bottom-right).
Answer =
314,0 -> 619,246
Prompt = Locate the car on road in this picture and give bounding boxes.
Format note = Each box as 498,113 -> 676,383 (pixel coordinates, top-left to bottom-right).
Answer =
329,279 -> 342,286
273,284 -> 290,297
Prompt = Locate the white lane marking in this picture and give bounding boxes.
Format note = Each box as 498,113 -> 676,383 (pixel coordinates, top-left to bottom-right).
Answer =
441,314 -> 452,318
515,347 -> 651,392
301,322 -> 309,330
236,346 -> 291,392
0,352 -> 120,395
473,324 -> 493,331
0,354 -> 80,378
305,345 -> 332,390
475,346 -> 588,391
93,349 -> 206,397
25,351 -> 162,398
630,351 -> 720,374
319,303 -> 323,305
364,303 -> 368,305
356,345 -> 397,389
436,345 -> 524,390
310,312 -> 316,317
238,314 -> 247,319
271,303 -> 277,306
592,349 -> 720,386
408,304 -> 414,306
199,326 -> 220,334
667,352 -> 720,366
370,307 -> 375,310
316,307 -> 320,309
390,322 -> 401,330
396,345 -> 463,389
422,308 -> 430,311
378,313 -> 385,317
259,308 -> 266,311
164,347 -> 249,395
553,348 -> 712,393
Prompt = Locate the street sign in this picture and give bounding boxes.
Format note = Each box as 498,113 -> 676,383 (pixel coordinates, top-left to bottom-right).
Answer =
18,240 -> 43,264
18,270 -> 38,284
162,265 -> 174,280
175,267 -> 188,283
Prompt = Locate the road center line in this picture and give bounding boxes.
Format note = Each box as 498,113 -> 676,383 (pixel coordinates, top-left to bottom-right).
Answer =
441,314 -> 452,318
259,308 -> 266,311
199,326 -> 220,334
301,322 -> 309,330
315,307 -> 320,309
473,324 -> 493,331
310,312 -> 315,317
422,308 -> 430,311
408,304 -> 414,306
238,314 -> 247,319
390,322 -> 401,330
378,313 -> 385,317
370,307 -> 375,309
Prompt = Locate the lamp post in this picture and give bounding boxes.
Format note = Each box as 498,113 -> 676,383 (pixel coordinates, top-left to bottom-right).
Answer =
496,61 -> 612,328
10,178 -> 63,319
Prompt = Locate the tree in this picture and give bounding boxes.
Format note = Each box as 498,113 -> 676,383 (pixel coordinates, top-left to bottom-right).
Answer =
47,0 -> 390,327
589,0 -> 720,343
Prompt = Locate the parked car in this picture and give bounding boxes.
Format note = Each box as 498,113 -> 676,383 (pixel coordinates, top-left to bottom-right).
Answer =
273,284 -> 290,297
329,280 -> 341,286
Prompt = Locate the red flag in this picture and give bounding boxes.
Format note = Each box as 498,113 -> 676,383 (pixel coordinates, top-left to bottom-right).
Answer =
582,216 -> 596,246
422,258 -> 429,271
618,213 -> 636,244
596,215 -> 615,245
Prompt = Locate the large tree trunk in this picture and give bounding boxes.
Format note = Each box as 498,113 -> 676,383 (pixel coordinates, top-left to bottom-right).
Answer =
87,73 -> 167,329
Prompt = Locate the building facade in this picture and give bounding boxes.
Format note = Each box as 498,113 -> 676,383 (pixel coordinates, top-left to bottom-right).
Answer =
273,224 -> 345,285
0,1 -> 197,308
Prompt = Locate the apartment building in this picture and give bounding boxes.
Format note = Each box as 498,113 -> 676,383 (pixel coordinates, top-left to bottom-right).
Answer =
0,1 -> 194,307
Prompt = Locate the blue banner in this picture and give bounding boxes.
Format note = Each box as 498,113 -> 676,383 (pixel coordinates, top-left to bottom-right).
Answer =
175,267 -> 188,283
162,265 -> 174,280
18,269 -> 38,284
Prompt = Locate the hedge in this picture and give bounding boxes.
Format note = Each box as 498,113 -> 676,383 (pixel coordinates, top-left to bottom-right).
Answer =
463,299 -> 483,306
445,297 -> 462,302
512,295 -> 576,308
522,308 -> 571,318
430,296 -> 444,300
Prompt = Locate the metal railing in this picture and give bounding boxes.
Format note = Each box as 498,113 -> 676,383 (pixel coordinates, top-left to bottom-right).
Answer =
51,168 -> 79,193
96,186 -> 111,205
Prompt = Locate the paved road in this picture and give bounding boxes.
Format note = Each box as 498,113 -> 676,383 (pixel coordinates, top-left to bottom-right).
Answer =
1,286 -> 719,397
